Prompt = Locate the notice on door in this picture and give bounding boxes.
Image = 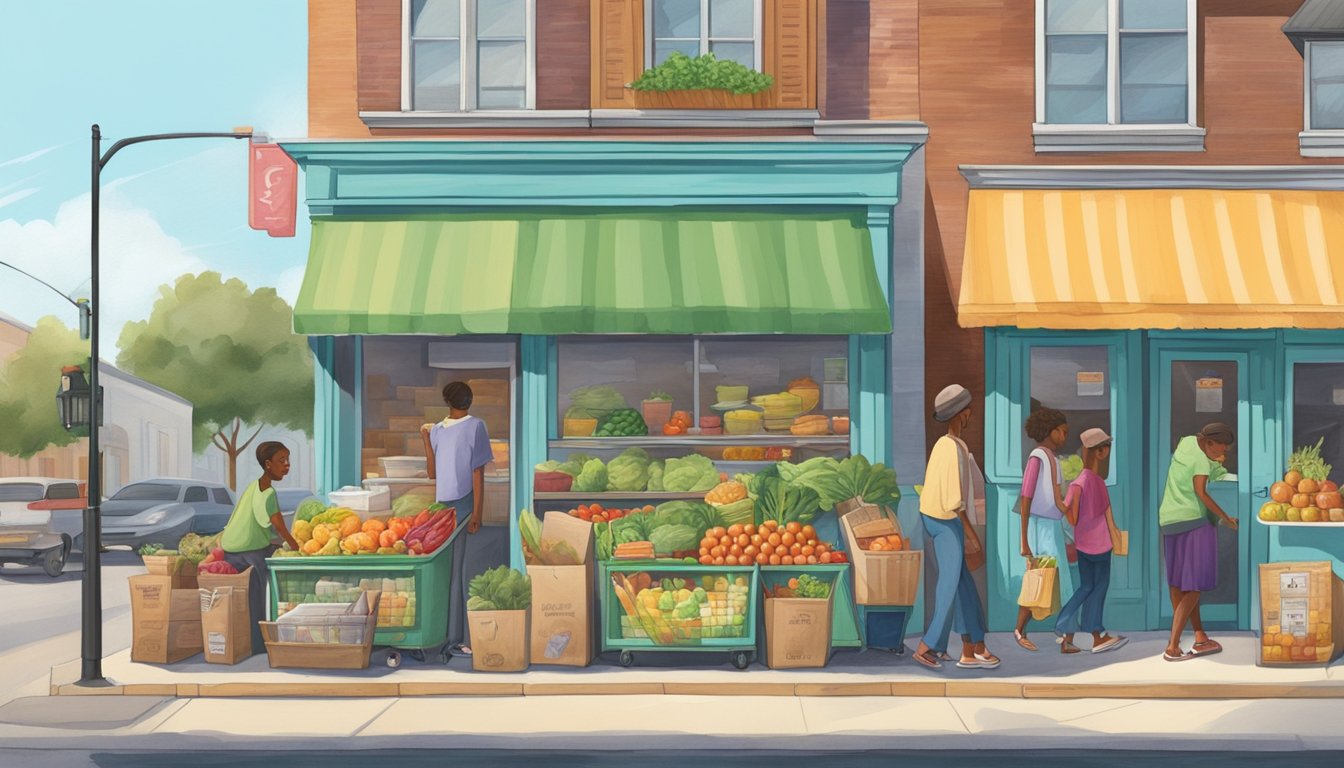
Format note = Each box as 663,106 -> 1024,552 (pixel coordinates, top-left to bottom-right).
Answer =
1076,371 -> 1105,397
1195,377 -> 1223,413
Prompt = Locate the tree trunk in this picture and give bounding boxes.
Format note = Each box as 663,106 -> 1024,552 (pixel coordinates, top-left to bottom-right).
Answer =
211,418 -> 264,491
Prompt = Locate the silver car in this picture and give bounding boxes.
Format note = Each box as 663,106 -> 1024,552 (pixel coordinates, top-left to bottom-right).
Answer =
0,477 -> 82,576
97,478 -> 235,550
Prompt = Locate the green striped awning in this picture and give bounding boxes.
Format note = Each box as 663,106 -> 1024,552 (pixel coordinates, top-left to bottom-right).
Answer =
294,211 -> 891,335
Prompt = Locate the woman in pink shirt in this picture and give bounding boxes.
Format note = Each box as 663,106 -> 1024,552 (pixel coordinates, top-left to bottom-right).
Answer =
1055,428 -> 1127,654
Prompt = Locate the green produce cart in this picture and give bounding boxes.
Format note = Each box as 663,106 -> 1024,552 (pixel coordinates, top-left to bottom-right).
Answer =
759,564 -> 862,649
267,523 -> 465,668
600,561 -> 759,669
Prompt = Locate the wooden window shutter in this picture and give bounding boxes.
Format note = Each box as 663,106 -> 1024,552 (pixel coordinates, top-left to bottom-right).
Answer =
356,0 -> 402,112
591,0 -> 643,109
765,0 -> 816,109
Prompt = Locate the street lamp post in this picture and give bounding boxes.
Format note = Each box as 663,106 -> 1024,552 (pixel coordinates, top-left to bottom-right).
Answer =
80,124 -> 252,685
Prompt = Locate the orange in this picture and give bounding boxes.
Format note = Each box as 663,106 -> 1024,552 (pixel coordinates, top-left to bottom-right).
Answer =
786,522 -> 802,535
362,518 -> 386,536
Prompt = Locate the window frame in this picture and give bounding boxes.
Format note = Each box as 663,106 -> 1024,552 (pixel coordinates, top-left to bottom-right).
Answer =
1305,40 -> 1344,131
643,0 -> 764,71
1035,0 -> 1198,130
401,0 -> 537,113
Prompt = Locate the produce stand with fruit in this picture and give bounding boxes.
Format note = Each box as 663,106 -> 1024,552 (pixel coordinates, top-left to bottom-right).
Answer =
266,503 -> 464,668
601,562 -> 760,669
1258,440 -> 1343,527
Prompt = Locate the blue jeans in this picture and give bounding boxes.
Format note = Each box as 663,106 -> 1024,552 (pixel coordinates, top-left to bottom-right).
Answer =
1055,549 -> 1111,636
923,515 -> 986,653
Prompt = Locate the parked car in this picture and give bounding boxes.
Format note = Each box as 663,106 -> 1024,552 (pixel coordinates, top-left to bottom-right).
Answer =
96,478 -> 235,550
276,488 -> 321,530
0,477 -> 82,576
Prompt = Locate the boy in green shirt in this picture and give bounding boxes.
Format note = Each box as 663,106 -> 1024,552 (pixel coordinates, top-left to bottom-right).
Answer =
221,441 -> 299,653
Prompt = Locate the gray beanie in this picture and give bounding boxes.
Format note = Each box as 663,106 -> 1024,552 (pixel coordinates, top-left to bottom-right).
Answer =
933,384 -> 972,423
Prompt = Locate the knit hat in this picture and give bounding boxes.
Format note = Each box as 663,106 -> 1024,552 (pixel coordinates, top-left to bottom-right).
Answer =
933,384 -> 972,423
1080,427 -> 1113,449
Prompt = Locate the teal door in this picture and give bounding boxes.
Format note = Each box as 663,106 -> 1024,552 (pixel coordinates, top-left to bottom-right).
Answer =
1148,339 -> 1275,629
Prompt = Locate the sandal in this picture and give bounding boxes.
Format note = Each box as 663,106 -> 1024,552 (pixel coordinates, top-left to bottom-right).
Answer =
1163,649 -> 1196,662
451,643 -> 473,656
937,652 -> 954,662
1060,641 -> 1081,655
1192,639 -> 1222,658
1014,630 -> 1038,652
913,649 -> 943,670
974,651 -> 1001,669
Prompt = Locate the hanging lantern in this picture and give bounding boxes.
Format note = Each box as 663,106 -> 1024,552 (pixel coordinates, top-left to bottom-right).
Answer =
56,365 -> 100,432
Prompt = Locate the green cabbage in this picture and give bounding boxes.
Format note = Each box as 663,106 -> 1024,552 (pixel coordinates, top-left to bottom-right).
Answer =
607,447 -> 651,492
391,494 -> 435,519
649,524 -> 699,555
572,458 -> 609,493
646,460 -> 665,491
662,454 -> 719,492
535,459 -> 582,477
296,498 -> 328,523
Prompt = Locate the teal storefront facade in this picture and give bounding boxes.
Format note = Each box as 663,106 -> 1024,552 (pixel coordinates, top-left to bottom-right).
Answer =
983,327 -> 1344,633
282,138 -> 932,629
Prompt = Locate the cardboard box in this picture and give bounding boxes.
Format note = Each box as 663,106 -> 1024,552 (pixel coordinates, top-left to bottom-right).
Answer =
840,503 -> 922,605
764,595 -> 833,669
200,586 -> 251,664
129,574 -> 203,664
198,566 -> 252,593
1259,562 -> 1344,666
526,512 -> 594,666
259,591 -> 380,670
469,609 -> 530,672
142,554 -> 197,590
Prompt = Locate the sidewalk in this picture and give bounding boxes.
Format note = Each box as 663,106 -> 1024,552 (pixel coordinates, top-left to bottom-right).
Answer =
2,631 -> 1341,752
44,631 -> 1344,700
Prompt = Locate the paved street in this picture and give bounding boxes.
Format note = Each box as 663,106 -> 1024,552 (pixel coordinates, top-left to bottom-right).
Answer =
0,552 -> 139,705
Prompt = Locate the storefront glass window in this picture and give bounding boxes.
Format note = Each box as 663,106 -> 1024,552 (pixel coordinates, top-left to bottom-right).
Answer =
1026,346 -> 1112,477
361,337 -> 514,525
1293,362 -> 1344,483
1168,360 -> 1239,476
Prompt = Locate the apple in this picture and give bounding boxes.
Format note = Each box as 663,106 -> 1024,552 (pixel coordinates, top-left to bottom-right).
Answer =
1316,492 -> 1343,510
1304,506 -> 1323,523
1320,480 -> 1339,494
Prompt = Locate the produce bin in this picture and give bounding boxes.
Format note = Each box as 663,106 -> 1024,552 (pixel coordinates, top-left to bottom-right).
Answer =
600,562 -> 759,669
760,565 -> 861,649
266,523 -> 464,667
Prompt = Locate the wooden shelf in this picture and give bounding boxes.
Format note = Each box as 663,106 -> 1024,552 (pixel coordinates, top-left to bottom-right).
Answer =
533,491 -> 708,501
550,435 -> 849,450
1256,519 -> 1344,527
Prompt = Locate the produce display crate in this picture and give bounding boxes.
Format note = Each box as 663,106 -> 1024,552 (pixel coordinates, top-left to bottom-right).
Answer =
600,561 -> 759,669
266,523 -> 464,666
760,564 -> 861,648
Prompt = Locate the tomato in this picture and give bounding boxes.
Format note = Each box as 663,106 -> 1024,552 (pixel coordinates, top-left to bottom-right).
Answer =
744,544 -> 758,558
699,555 -> 714,565
761,542 -> 774,556
785,522 -> 802,535
663,424 -> 684,435
711,545 -> 725,558
750,534 -> 763,546
700,537 -> 716,550
767,533 -> 782,547
725,555 -> 739,565
729,544 -> 743,558
807,555 -> 818,564
801,525 -> 816,540
727,524 -> 744,537
769,554 -> 782,565
744,523 -> 756,536
592,514 -> 606,523
755,553 -> 769,565
736,534 -> 750,548
711,526 -> 727,539
831,552 -> 847,563
801,545 -> 815,557
713,556 -> 725,565
781,532 -> 796,548
819,552 -> 833,563
793,555 -> 808,565
591,503 -> 604,513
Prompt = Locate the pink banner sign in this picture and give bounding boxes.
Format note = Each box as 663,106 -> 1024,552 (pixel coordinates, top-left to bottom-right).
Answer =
248,142 -> 297,237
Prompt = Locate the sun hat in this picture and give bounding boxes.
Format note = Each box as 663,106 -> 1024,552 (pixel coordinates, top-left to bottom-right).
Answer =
933,384 -> 972,423
1079,427 -> 1113,449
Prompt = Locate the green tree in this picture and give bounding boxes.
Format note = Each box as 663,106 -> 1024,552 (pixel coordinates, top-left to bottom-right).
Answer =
117,271 -> 314,489
0,317 -> 89,458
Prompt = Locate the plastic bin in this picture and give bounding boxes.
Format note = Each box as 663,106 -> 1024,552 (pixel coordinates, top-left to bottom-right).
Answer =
601,562 -> 759,669
267,523 -> 463,666
327,485 -> 391,515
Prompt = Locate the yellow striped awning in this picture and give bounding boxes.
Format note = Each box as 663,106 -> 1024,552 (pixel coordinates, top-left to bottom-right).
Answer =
959,188 -> 1344,330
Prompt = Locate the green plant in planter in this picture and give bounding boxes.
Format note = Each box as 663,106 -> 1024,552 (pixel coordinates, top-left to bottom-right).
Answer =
628,52 -> 774,95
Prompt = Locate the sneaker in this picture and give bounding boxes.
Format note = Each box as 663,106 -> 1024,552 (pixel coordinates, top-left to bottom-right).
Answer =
1092,635 -> 1128,654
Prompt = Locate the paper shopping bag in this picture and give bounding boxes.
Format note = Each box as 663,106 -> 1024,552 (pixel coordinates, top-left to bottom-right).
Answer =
1018,565 -> 1060,620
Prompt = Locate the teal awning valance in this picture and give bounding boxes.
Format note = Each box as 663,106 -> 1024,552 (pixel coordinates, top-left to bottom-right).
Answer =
294,210 -> 891,335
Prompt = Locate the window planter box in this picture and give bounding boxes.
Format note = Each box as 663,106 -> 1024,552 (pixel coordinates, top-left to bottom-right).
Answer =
628,89 -> 765,110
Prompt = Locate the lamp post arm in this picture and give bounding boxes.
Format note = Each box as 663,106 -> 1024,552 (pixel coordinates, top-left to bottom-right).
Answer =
0,260 -> 85,310
99,131 -> 252,171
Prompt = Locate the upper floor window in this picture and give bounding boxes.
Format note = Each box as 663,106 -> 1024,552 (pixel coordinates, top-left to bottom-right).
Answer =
646,0 -> 762,70
1307,41 -> 1344,130
405,0 -> 534,111
1038,0 -> 1196,126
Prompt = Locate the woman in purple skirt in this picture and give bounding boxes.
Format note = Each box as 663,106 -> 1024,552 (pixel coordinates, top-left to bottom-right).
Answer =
1158,423 -> 1238,662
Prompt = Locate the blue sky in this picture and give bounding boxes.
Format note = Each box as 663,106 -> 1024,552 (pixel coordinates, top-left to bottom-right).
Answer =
0,1 -> 310,344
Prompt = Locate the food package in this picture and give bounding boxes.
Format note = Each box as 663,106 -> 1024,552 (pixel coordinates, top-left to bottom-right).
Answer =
1259,562 -> 1344,665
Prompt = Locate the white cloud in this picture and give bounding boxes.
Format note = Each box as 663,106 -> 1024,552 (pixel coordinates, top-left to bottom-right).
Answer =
0,190 -> 209,347
0,188 -> 38,209
274,263 -> 306,306
0,144 -> 62,169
